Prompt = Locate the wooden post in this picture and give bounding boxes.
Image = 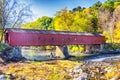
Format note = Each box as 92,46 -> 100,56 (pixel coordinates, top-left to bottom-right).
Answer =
55,45 -> 69,59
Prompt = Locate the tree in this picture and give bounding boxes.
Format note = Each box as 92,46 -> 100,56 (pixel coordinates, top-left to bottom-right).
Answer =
54,7 -> 94,32
22,16 -> 53,30
72,10 -> 92,32
114,21 -> 120,43
113,5 -> 120,43
54,8 -> 74,31
0,0 -> 32,43
37,16 -> 53,30
91,1 -> 102,10
101,0 -> 115,12
72,6 -> 82,12
22,21 -> 40,29
98,0 -> 120,43
98,8 -> 115,43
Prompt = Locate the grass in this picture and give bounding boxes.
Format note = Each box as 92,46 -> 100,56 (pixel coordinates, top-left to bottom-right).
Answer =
0,43 -> 11,52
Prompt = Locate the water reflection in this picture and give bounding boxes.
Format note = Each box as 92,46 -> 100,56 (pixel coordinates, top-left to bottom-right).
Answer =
22,48 -> 55,60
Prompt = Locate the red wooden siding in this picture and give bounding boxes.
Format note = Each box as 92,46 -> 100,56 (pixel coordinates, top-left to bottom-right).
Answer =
5,28 -> 105,46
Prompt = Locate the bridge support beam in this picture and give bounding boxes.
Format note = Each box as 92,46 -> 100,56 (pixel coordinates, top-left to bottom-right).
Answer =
85,45 -> 91,53
100,44 -> 104,51
85,44 -> 105,53
55,45 -> 69,59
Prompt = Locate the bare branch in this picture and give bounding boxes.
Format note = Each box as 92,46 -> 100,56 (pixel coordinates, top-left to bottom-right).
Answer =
0,0 -> 32,43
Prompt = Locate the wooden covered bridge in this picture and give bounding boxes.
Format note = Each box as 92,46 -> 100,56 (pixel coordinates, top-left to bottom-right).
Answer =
4,28 -> 105,58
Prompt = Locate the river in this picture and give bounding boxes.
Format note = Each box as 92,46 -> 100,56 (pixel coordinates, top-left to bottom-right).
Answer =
21,48 -> 120,62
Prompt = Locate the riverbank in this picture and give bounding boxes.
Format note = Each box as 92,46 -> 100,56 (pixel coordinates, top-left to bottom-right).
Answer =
69,61 -> 120,80
0,49 -> 120,80
0,52 -> 120,80
0,60 -> 79,80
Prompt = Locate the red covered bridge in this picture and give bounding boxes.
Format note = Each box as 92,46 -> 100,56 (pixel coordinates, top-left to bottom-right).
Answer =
4,28 -> 105,58
5,28 -> 105,46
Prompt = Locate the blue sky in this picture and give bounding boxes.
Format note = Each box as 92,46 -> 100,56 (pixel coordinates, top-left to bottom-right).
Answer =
21,0 -> 107,21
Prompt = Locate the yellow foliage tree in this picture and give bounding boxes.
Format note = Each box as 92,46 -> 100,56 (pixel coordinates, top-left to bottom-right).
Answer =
114,21 -> 120,43
22,21 -> 40,29
72,11 -> 91,32
54,8 -> 74,31
54,8 -> 92,32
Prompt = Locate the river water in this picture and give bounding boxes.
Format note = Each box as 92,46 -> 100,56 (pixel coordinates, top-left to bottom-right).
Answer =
82,53 -> 120,62
21,48 -> 56,60
21,48 -> 120,62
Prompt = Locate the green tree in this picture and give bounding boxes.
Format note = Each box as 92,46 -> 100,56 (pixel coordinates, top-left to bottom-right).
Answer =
89,1 -> 102,32
71,6 -> 82,12
100,0 -> 115,11
37,16 -> 53,30
91,1 -> 102,10
22,16 -> 53,30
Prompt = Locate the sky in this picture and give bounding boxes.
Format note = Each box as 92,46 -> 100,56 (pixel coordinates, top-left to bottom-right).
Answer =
21,0 -> 107,21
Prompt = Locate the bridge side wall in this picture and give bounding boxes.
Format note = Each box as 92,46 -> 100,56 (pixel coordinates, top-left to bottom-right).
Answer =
6,32 -> 105,46
4,29 -> 106,59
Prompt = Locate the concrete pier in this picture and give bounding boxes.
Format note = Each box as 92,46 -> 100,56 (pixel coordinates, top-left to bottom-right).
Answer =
55,45 -> 69,59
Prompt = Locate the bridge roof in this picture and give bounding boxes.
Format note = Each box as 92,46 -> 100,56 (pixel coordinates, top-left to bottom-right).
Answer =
5,28 -> 104,36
